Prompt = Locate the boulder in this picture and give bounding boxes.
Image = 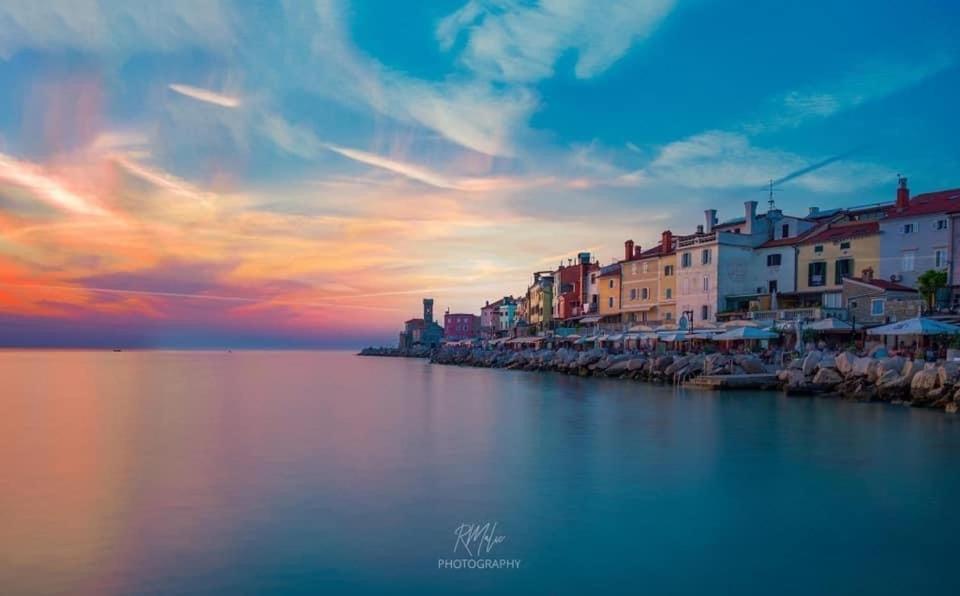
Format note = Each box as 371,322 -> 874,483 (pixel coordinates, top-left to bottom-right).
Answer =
835,352 -> 856,375
938,361 -> 960,387
737,356 -> 765,374
850,357 -> 876,377
812,367 -> 843,387
605,360 -> 631,376
876,356 -> 906,377
627,358 -> 647,372
802,350 -> 822,376
817,355 -> 837,370
780,369 -> 806,388
910,369 -> 941,401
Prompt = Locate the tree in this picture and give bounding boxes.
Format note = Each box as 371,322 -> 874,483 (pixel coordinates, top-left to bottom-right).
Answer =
917,269 -> 948,310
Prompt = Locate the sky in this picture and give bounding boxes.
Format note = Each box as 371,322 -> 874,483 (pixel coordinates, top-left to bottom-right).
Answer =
0,0 -> 958,348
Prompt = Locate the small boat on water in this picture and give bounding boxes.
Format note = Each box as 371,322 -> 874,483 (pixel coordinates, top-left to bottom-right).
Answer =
112,348 -> 123,352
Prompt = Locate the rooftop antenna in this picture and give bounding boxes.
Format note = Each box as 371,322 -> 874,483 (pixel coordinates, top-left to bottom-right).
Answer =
767,179 -> 777,210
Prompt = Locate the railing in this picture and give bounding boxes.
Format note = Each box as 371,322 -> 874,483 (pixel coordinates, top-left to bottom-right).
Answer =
677,232 -> 716,248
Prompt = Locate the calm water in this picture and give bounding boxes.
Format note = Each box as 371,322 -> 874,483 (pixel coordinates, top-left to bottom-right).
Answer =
2,351 -> 960,595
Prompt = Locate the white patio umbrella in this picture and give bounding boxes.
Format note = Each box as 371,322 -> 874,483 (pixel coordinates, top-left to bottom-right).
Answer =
711,327 -> 779,341
866,317 -> 960,336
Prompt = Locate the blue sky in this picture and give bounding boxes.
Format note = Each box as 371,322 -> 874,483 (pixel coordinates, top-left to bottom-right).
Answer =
0,0 -> 958,347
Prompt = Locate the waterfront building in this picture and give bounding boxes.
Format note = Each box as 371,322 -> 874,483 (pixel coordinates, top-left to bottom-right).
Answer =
842,268 -> 922,326
398,298 -> 443,348
597,262 -> 622,326
444,312 -> 479,341
620,231 -> 677,324
480,296 -> 515,338
552,252 -> 597,322
879,178 -> 957,288
675,201 -> 810,323
526,272 -> 554,332
497,299 -> 517,333
795,220 -> 882,311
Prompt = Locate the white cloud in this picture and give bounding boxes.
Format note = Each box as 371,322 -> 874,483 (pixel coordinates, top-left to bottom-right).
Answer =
0,0 -> 234,59
437,0 -> 675,83
746,54 -> 956,133
0,152 -> 111,216
169,84 -> 241,108
621,131 -> 888,192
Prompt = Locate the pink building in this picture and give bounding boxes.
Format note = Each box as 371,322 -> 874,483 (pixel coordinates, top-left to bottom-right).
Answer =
444,313 -> 479,341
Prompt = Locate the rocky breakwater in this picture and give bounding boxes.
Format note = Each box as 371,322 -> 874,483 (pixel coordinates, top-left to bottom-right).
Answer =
358,345 -> 435,358
778,349 -> 960,413
429,346 -> 767,386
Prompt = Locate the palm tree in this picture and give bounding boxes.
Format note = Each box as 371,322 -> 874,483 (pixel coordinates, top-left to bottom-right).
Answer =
917,269 -> 947,311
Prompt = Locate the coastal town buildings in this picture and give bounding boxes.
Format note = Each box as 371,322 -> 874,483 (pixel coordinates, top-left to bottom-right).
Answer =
552,253 -> 597,322
795,220 -> 882,311
842,269 -> 922,326
527,272 -> 554,332
397,180 -> 960,344
597,262 -> 622,325
398,298 -> 443,349
879,178 -> 956,288
444,312 -> 479,341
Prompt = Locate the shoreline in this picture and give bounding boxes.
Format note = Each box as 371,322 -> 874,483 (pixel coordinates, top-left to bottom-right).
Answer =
359,345 -> 960,414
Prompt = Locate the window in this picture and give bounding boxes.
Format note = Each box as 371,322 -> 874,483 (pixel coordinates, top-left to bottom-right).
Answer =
608,297 -> 614,308
665,288 -> 672,299
870,298 -> 885,316
769,280 -> 778,293
936,218 -> 948,230
664,265 -> 674,276
766,254 -> 782,267
823,293 -> 843,308
590,274 -> 596,284
701,305 -> 709,320
814,245 -> 824,253
703,277 -> 710,292
629,288 -> 637,300
902,250 -> 916,272
642,262 -> 649,273
701,249 -> 712,265
733,228 -> 741,234
839,241 -> 850,250
641,288 -> 649,300
665,312 -> 673,320
902,222 -> 917,234
808,262 -> 826,287
781,223 -> 790,238
608,279 -> 614,289
936,248 -> 948,268
834,258 -> 853,284
681,252 -> 692,268
681,278 -> 690,295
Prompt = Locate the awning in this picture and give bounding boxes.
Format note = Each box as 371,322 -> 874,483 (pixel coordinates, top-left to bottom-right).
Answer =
579,315 -> 602,324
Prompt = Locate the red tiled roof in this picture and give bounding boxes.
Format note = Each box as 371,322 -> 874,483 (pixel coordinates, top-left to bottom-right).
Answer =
798,221 -> 879,245
886,188 -> 960,219
846,277 -> 917,293
637,243 -> 672,258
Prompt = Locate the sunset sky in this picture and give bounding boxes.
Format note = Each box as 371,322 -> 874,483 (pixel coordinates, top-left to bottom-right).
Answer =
0,0 -> 958,347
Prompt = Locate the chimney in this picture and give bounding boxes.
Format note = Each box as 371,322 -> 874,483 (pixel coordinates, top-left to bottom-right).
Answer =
696,224 -> 704,234
862,267 -> 874,281
634,245 -> 642,259
661,230 -> 673,254
808,206 -> 820,217
896,175 -> 910,209
624,239 -> 634,261
744,200 -> 758,234
704,209 -> 717,233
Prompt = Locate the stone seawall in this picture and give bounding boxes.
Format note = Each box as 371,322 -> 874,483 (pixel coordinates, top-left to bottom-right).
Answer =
424,346 -> 960,414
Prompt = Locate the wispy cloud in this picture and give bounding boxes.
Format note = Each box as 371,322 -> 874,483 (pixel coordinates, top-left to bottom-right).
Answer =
619,131 -> 888,192
745,54 -> 956,134
437,0 -> 676,82
0,152 -> 111,216
168,84 -> 241,108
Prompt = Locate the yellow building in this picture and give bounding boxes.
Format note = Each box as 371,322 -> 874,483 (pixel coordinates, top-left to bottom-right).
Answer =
597,262 -> 621,323
619,232 -> 677,325
526,272 -> 554,329
796,221 -> 881,307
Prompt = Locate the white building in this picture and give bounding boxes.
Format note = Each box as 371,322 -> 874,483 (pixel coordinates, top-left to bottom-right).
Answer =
879,178 -> 956,288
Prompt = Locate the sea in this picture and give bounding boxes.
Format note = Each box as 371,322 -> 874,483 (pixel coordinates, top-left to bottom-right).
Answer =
2,350 -> 959,595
